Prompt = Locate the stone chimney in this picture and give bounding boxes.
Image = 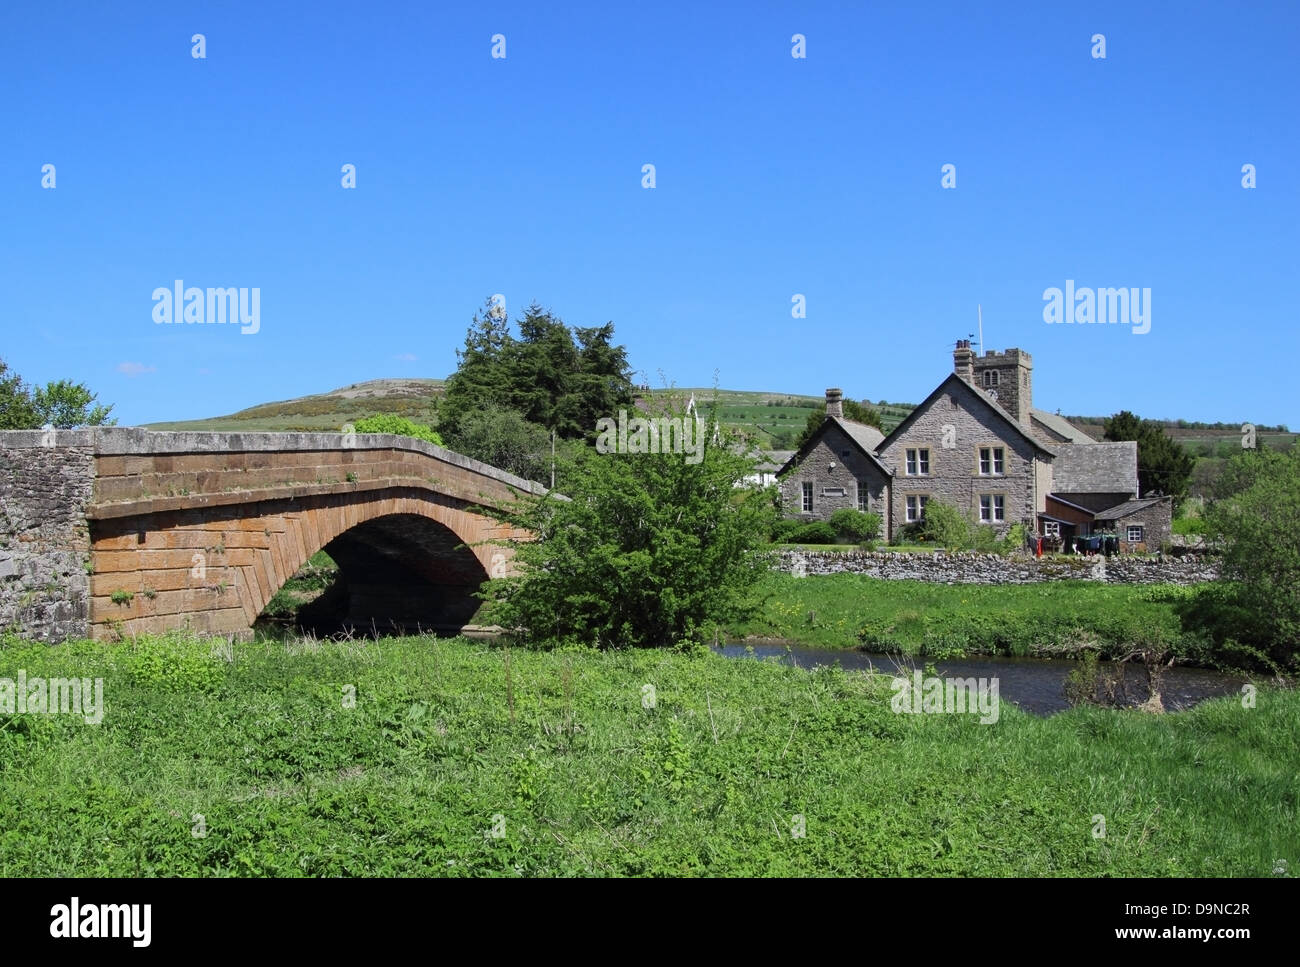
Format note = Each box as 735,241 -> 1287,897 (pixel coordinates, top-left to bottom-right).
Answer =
825,388 -> 843,419
953,339 -> 974,381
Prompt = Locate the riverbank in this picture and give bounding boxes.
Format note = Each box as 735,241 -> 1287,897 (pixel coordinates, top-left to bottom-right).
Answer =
719,573 -> 1208,659
1,632 -> 1293,876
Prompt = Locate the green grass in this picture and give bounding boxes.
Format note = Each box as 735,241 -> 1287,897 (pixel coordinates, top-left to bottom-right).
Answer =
724,572 -> 1205,656
262,551 -> 338,617
0,632 -> 1292,876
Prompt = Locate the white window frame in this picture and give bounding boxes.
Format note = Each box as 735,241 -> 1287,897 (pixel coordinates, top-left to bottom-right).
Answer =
979,495 -> 1006,522
1042,521 -> 1060,538
1127,525 -> 1143,543
801,481 -> 813,513
857,485 -> 869,513
978,446 -> 1005,476
906,448 -> 930,476
906,494 -> 929,522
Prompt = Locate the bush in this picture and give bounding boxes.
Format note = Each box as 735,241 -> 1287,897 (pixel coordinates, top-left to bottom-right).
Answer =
351,414 -> 444,447
771,518 -> 802,543
790,522 -> 837,544
828,509 -> 881,543
919,500 -> 972,550
1000,522 -> 1028,554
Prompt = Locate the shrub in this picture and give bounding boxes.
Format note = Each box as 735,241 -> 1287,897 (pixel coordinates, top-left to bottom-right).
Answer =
771,518 -> 802,543
790,522 -> 837,544
999,522 -> 1028,554
351,414 -> 444,447
828,509 -> 881,543
919,500 -> 972,550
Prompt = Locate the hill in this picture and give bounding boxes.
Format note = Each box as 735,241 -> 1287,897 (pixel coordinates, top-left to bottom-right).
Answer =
144,378 -> 1295,465
144,380 -> 916,446
145,379 -> 446,433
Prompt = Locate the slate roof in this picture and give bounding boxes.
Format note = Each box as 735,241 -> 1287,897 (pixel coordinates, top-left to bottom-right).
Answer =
832,417 -> 884,453
1031,409 -> 1095,444
1051,441 -> 1139,496
1093,496 -> 1166,521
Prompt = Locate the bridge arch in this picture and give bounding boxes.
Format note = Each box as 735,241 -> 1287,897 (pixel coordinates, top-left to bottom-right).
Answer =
76,430 -> 540,641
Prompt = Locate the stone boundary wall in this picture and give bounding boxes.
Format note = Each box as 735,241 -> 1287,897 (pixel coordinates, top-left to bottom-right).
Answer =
0,443 -> 95,642
772,549 -> 1220,585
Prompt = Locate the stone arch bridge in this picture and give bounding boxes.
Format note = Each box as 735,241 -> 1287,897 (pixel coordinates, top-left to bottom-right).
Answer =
0,429 -> 544,642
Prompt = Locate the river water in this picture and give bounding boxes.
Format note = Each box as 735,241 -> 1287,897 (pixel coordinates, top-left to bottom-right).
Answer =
715,642 -> 1246,715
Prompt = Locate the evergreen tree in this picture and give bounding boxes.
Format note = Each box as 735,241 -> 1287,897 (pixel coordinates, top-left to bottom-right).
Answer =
1103,410 -> 1195,509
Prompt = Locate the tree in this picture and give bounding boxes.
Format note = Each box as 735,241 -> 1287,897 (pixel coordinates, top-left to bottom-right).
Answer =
1103,410 -> 1195,510
1197,445 -> 1300,667
479,396 -> 775,649
32,379 -> 115,428
444,405 -> 553,484
843,399 -> 884,429
0,358 -> 39,429
0,360 -> 114,429
439,298 -> 515,433
792,398 -> 883,451
439,300 -> 635,445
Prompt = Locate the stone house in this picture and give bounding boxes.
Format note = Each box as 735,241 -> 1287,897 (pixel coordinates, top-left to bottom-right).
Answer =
777,341 -> 1173,550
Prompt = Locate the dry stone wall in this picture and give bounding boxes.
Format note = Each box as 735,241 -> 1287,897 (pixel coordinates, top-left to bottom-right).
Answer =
774,549 -> 1219,585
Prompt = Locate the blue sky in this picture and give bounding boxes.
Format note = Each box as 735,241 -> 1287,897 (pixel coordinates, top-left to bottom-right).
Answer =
3,1 -> 1297,428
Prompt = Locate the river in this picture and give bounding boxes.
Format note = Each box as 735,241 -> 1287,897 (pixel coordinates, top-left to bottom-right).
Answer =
715,642 -> 1246,715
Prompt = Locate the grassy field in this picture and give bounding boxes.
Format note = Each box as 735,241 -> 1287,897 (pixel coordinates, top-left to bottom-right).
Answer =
0,632 -> 1293,877
723,573 -> 1204,657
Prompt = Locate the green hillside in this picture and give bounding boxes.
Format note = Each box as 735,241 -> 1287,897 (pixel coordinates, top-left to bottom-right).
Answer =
145,380 -> 915,447
144,378 -> 1294,466
145,379 -> 446,433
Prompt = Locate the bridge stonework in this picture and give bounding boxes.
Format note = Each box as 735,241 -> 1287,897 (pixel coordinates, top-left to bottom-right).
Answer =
1,429 -> 542,643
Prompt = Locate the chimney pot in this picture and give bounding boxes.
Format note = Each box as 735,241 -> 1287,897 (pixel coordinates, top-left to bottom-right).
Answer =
953,340 -> 974,380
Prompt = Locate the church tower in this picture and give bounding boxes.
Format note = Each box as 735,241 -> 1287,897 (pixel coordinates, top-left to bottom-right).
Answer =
970,348 -> 1033,426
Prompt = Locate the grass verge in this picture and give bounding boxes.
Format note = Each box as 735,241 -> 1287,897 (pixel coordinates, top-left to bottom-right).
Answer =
0,632 -> 1292,876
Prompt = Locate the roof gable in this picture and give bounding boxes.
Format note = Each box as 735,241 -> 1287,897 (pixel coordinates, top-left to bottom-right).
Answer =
777,416 -> 890,477
878,374 -> 1056,456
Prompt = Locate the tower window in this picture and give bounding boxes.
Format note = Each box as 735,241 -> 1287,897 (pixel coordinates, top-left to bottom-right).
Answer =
982,370 -> 999,388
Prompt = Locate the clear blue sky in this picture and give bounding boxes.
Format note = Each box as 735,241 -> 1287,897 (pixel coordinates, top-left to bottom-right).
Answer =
3,1 -> 1297,428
